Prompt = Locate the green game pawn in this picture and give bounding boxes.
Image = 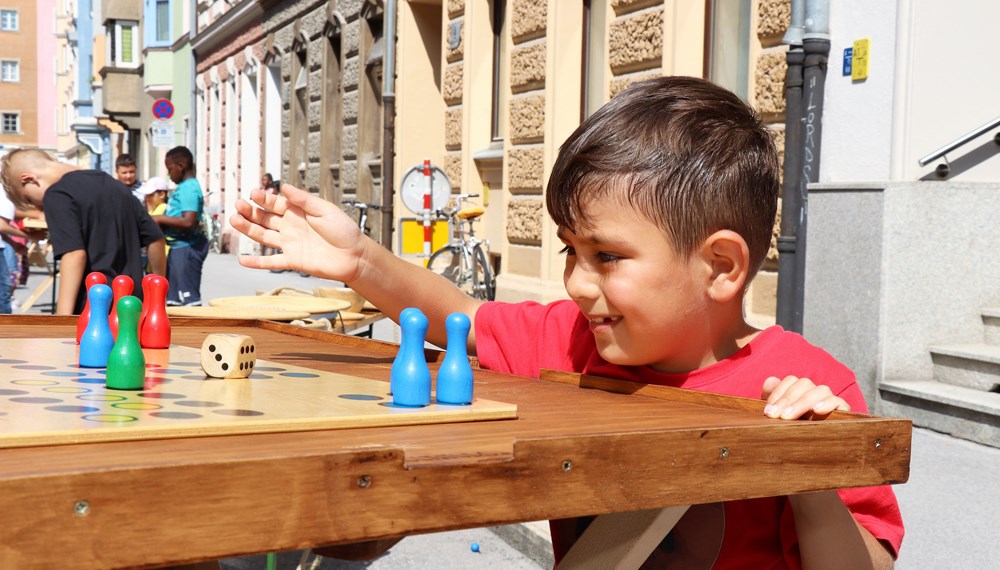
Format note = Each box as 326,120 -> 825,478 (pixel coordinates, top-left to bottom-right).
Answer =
106,296 -> 146,390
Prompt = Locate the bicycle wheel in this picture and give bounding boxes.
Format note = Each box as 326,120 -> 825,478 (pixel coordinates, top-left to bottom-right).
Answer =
471,244 -> 495,301
427,245 -> 465,288
210,220 -> 223,254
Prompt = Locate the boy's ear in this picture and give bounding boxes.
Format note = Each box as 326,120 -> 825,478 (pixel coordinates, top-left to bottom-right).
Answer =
698,230 -> 750,303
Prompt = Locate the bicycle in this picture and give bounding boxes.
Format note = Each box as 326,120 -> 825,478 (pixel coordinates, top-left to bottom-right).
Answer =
341,199 -> 381,237
426,194 -> 496,301
203,191 -> 224,254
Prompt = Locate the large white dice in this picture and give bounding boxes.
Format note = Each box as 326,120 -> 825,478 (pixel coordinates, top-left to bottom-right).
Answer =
201,334 -> 256,379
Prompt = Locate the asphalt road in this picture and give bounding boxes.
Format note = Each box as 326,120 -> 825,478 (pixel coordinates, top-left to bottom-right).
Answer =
14,251 -> 1000,568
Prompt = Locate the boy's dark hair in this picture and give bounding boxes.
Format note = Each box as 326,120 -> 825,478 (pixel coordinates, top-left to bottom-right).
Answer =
547,76 -> 779,277
165,146 -> 196,174
115,154 -> 136,169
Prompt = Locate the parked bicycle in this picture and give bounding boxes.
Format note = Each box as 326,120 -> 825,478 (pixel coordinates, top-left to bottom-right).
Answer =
426,194 -> 496,301
203,191 -> 224,254
342,199 -> 381,237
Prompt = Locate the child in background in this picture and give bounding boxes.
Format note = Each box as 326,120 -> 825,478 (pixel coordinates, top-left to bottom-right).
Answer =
137,177 -> 170,272
152,146 -> 207,306
0,149 -> 166,314
230,76 -> 903,568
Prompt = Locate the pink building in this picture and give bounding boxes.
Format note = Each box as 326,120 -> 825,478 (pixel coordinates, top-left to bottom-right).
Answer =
35,0 -> 56,149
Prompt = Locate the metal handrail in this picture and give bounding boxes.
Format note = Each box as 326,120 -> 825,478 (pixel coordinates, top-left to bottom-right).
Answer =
918,116 -> 1000,167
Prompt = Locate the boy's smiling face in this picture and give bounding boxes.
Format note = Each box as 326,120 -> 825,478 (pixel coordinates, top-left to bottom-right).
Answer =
558,197 -> 713,374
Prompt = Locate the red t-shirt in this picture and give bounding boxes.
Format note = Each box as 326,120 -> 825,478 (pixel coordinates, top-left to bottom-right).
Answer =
475,300 -> 903,568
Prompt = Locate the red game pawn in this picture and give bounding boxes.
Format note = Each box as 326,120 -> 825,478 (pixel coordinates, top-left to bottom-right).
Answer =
139,274 -> 156,331
76,272 -> 108,344
140,275 -> 171,349
108,275 -> 134,339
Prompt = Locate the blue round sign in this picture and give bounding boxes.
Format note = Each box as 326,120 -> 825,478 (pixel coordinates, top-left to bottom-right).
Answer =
152,99 -> 174,120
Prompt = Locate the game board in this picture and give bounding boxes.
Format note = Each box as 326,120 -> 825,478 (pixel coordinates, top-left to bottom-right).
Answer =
0,338 -> 517,448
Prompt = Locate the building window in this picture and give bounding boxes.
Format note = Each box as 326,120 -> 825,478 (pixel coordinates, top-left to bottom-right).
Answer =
1,60 -> 18,82
706,0 -> 750,101
155,0 -> 170,42
320,29 -> 343,202
289,49 -> 309,188
0,10 -> 17,32
582,0 -> 607,119
490,0 -> 507,141
109,20 -> 139,68
2,112 -> 20,134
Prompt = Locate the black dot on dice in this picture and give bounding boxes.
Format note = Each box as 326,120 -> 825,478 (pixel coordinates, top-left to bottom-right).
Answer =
250,346 -> 255,353
249,361 -> 254,368
222,363 -> 229,371
215,354 -> 222,362
209,344 -> 216,352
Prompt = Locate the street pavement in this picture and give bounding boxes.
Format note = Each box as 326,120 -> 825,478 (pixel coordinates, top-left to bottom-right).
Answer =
12,252 -> 1000,568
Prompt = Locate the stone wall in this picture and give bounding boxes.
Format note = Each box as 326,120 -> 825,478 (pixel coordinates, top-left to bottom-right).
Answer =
747,0 -> 790,317
443,4 -> 464,192
261,0 -> 379,205
504,0 -> 548,254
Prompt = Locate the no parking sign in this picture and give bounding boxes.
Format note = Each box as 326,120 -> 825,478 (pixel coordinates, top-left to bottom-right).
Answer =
152,98 -> 174,120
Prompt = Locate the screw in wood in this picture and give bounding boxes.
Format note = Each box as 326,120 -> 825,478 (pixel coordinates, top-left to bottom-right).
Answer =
719,448 -> 729,459
561,460 -> 573,472
357,475 -> 372,488
74,500 -> 90,516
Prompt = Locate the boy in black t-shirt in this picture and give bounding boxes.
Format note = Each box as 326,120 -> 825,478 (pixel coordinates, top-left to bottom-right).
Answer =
0,149 -> 166,314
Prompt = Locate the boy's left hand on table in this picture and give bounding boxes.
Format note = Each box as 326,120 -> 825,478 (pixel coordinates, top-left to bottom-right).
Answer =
761,375 -> 850,420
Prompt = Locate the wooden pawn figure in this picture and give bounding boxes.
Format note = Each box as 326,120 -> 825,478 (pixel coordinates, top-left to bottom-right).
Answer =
139,274 -> 156,331
108,275 -> 134,339
390,307 -> 431,407
435,312 -> 474,405
140,274 -> 171,349
106,296 -> 145,390
76,272 -> 107,344
78,284 -> 114,368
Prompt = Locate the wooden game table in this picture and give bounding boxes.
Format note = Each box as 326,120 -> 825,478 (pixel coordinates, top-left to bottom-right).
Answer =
0,316 -> 911,569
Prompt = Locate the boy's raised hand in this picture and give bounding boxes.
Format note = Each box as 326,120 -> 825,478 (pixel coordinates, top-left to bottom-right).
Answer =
761,375 -> 850,420
231,184 -> 367,282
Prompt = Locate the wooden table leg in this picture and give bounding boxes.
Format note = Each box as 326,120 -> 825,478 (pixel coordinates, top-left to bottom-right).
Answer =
558,505 -> 691,570
18,275 -> 54,313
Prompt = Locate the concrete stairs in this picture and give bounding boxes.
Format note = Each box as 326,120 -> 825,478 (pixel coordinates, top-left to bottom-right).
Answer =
880,307 -> 1000,448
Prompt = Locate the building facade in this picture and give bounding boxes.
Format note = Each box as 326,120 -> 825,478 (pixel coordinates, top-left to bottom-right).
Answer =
139,0 -> 193,181
395,0 -> 788,317
0,0 -> 40,149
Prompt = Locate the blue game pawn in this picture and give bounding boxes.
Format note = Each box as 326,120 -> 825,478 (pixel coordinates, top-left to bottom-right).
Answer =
79,284 -> 115,368
391,307 -> 431,407
436,312 -> 473,405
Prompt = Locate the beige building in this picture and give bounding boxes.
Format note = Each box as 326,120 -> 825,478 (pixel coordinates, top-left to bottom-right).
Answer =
395,0 -> 790,318
191,0 -> 790,319
0,0 -> 38,147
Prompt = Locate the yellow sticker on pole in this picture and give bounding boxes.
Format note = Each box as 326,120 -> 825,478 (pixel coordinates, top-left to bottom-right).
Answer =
851,38 -> 870,81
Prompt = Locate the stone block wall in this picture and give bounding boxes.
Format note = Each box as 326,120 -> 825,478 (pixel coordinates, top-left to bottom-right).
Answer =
505,0 -> 548,252
607,2 -> 663,96
748,0 -> 790,313
443,5 -> 464,192
260,1 -> 377,199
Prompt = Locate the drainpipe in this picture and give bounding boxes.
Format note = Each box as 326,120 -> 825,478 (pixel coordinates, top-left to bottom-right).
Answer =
380,0 -> 397,250
776,0 -> 804,331
776,0 -> 828,333
793,0 -> 830,333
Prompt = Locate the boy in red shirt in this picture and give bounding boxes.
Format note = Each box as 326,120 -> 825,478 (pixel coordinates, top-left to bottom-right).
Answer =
231,76 -> 902,567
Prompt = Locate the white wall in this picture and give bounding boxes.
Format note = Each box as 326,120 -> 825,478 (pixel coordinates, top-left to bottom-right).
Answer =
821,0 -> 897,183
896,0 -> 1000,181
822,0 -> 1000,183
